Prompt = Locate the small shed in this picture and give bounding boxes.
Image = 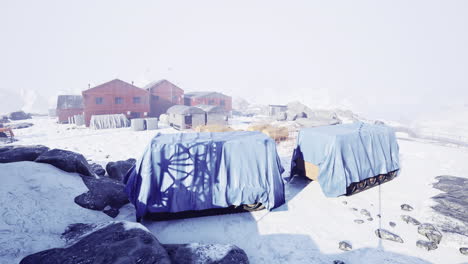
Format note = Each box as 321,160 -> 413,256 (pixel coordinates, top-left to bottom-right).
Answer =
195,104 -> 227,125
166,105 -> 205,130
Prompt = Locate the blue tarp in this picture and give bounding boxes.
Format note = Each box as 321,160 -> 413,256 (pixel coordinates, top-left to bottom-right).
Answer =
291,122 -> 400,197
125,131 -> 285,218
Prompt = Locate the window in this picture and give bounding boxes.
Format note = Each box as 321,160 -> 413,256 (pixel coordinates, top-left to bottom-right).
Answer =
95,97 -> 103,105
115,97 -> 123,104
133,97 -> 141,104
220,100 -> 225,106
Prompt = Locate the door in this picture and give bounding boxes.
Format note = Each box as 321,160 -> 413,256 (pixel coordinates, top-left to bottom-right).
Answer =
184,115 -> 192,129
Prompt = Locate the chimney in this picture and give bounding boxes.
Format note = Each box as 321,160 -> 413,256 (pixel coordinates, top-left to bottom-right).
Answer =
88,83 -> 90,89
131,81 -> 134,85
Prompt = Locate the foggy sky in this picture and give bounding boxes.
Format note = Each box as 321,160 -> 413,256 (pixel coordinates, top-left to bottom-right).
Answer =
1,0 -> 467,122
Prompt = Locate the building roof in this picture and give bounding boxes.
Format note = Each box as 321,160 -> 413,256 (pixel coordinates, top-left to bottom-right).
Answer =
144,79 -> 183,92
57,95 -> 83,109
184,91 -> 230,99
269,104 -> 287,108
166,105 -> 205,115
83,79 -> 144,94
195,104 -> 225,113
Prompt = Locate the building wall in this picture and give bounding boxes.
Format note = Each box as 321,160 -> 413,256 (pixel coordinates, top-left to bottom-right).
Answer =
168,113 -> 205,130
149,81 -> 184,117
187,96 -> 232,112
82,80 -> 150,126
206,113 -> 227,125
57,108 -> 84,123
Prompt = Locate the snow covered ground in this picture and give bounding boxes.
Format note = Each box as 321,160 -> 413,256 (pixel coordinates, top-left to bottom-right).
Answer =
1,116 -> 467,264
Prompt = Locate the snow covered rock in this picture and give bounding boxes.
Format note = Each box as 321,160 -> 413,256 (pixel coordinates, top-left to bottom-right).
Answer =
432,175 -> 468,224
60,223 -> 97,244
418,223 -> 443,244
338,241 -> 352,251
400,204 -> 414,211
389,222 -> 396,228
416,240 -> 438,251
8,110 -> 31,120
20,221 -> 171,264
460,247 -> 468,256
163,243 -> 249,264
0,145 -> 49,163
354,219 -> 364,224
360,209 -> 371,218
401,215 -> 421,225
106,158 -> 136,182
90,163 -> 106,177
375,229 -> 404,243
35,149 -> 95,177
74,176 -> 129,217
5,122 -> 34,129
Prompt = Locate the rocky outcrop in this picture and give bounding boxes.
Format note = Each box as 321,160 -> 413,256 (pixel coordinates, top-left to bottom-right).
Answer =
401,215 -> 421,225
338,241 -> 352,251
401,204 -> 414,211
74,176 -> 129,218
5,122 -> 34,129
418,223 -> 442,244
20,222 -> 171,264
106,158 -> 136,182
416,240 -> 438,251
163,243 -> 249,264
35,149 -> 95,177
8,111 -> 31,120
90,163 -> 106,177
375,229 -> 404,243
0,145 -> 49,163
432,176 -> 468,224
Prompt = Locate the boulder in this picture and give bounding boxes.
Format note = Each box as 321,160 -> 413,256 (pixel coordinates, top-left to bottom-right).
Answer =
0,145 -> 49,163
338,241 -> 352,251
60,223 -> 97,244
418,223 -> 442,244
354,219 -> 364,224
360,209 -> 371,218
375,229 -> 404,243
389,222 -> 396,228
35,149 -> 94,177
106,158 -> 136,182
74,176 -> 129,217
401,204 -> 414,211
333,261 -> 345,264
8,111 -> 31,120
20,221 -> 171,264
90,163 -> 106,176
163,243 -> 249,264
460,247 -> 468,256
416,240 -> 438,251
401,215 -> 421,225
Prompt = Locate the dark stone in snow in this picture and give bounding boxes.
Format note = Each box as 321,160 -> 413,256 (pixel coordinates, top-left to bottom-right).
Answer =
333,261 -> 345,264
367,217 -> 374,221
418,223 -> 442,244
338,241 -> 352,251
20,221 -> 171,264
106,158 -> 136,181
35,149 -> 94,177
60,223 -> 97,244
401,204 -> 414,211
354,219 -> 364,224
377,214 -> 381,218
90,163 -> 106,176
74,176 -> 128,217
416,240 -> 438,251
460,247 -> 468,256
401,215 -> 421,225
360,209 -> 371,218
0,145 -> 49,163
163,243 -> 249,264
8,111 -> 31,120
389,222 -> 396,228
432,176 -> 468,225
375,229 -> 404,243
351,208 -> 358,211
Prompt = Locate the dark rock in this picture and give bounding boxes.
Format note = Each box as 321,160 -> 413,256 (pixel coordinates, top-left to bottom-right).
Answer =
74,176 -> 129,217
0,145 -> 49,163
354,219 -> 364,224
342,201 -> 347,205
163,243 -> 249,264
375,229 -> 404,243
6,122 -> 34,129
389,222 -> 396,228
20,221 -> 171,264
401,215 -> 421,225
106,158 -> 136,181
351,208 -> 358,211
90,163 -> 106,176
360,209 -> 371,218
401,204 -> 414,211
8,111 -> 31,120
416,240 -> 438,251
432,176 -> 468,225
377,214 -> 381,218
35,149 -> 94,177
60,223 -> 97,244
333,261 -> 345,264
460,247 -> 468,255
0,115 -> 9,123
338,241 -> 352,251
367,217 -> 374,221
418,223 -> 442,244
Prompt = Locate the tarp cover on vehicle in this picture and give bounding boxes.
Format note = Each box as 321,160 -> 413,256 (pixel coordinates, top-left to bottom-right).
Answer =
125,131 -> 285,218
291,122 -> 400,197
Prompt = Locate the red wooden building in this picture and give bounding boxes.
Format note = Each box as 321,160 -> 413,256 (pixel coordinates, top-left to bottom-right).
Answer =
184,92 -> 232,112
82,79 -> 150,126
56,95 -> 84,123
145,79 -> 184,117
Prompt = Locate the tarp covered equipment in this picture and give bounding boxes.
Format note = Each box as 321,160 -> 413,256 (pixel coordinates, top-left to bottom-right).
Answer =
125,131 -> 286,218
291,122 -> 399,197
